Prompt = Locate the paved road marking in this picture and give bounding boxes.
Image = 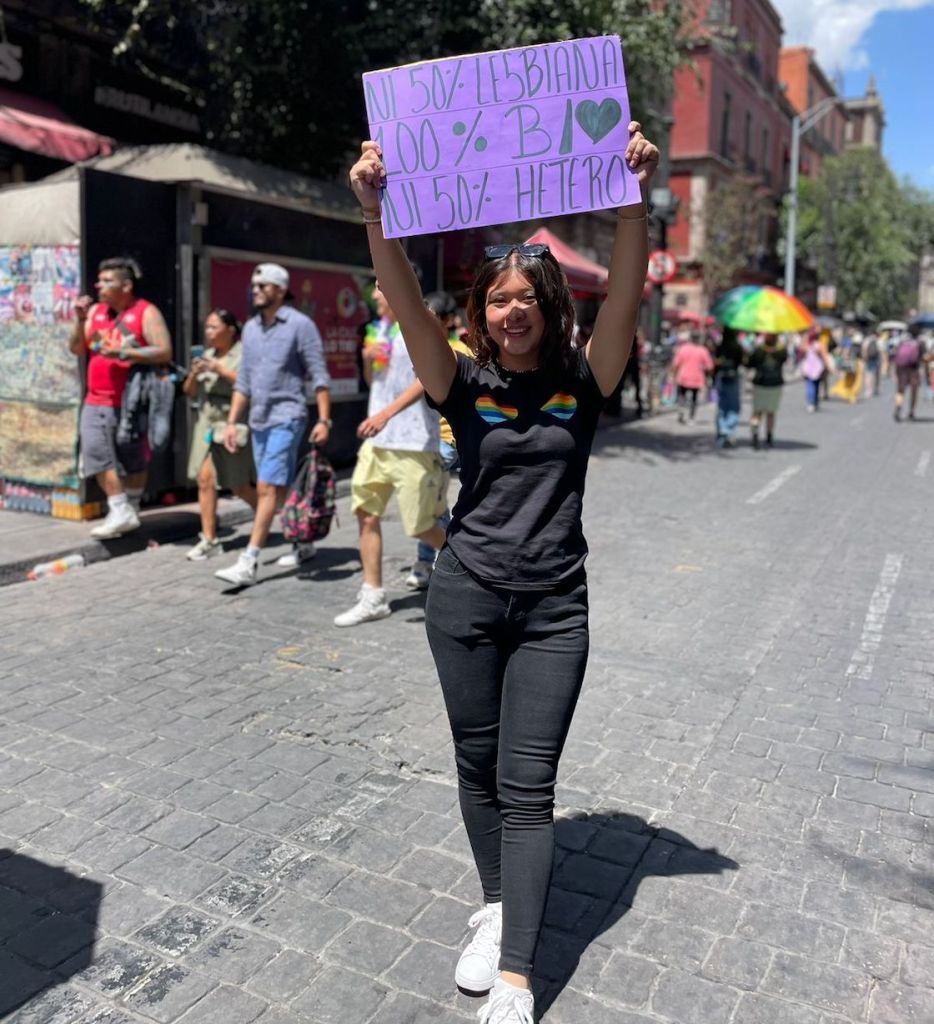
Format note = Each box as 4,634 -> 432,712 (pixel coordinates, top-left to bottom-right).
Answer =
746,465 -> 801,505
850,414 -> 866,427
846,553 -> 903,680
915,451 -> 930,478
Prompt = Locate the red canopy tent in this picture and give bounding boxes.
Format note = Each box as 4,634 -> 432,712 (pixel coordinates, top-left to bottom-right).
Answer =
524,227 -> 608,294
0,87 -> 113,163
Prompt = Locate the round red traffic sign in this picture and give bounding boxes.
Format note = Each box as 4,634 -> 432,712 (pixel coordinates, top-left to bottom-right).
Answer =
647,249 -> 677,284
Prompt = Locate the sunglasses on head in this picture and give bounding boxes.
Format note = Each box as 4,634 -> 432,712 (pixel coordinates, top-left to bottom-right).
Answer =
483,243 -> 550,260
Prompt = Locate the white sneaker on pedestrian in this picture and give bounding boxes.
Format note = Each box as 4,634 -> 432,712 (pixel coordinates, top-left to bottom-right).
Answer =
333,583 -> 391,627
214,553 -> 257,586
456,903 -> 502,995
186,534 -> 222,561
404,559 -> 433,590
276,543 -> 316,568
477,978 -> 533,1024
90,503 -> 140,539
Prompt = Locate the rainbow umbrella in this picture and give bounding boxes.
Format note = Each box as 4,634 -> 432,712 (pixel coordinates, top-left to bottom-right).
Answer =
711,285 -> 814,334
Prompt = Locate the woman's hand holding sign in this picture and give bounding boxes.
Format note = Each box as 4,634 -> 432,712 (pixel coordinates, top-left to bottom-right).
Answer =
623,121 -> 659,195
350,142 -> 386,219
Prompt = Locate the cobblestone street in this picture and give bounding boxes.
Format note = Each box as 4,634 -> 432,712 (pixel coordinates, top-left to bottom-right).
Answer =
1,382 -> 932,1024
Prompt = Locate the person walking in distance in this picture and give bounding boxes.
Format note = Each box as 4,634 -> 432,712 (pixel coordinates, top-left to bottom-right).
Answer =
892,324 -> 929,422
69,257 -> 172,538
214,264 -> 331,585
747,333 -> 787,448
672,330 -> 714,424
713,326 -> 744,446
349,121 -> 657,1023
333,283 -> 447,625
183,309 -> 257,560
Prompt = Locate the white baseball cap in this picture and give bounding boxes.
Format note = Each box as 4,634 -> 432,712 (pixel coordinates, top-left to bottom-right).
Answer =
252,263 -> 289,289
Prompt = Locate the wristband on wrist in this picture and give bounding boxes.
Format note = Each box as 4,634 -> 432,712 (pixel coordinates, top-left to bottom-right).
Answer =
317,418 -> 333,428
362,209 -> 382,224
618,205 -> 648,222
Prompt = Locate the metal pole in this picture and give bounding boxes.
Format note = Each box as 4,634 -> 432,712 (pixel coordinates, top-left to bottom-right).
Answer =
784,113 -> 800,297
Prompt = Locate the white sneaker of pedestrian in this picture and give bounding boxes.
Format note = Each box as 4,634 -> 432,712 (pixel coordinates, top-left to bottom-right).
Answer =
186,534 -> 222,561
404,559 -> 433,590
477,978 -> 534,1024
276,542 -> 316,568
214,553 -> 257,586
333,583 -> 391,627
90,503 -> 140,539
455,902 -> 502,995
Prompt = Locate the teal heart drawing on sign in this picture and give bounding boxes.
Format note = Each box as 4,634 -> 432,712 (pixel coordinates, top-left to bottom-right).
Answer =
575,98 -> 622,144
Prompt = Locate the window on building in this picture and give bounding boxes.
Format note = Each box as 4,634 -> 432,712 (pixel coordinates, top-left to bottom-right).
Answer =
761,127 -> 770,182
845,119 -> 854,142
720,93 -> 732,160
705,0 -> 732,24
744,111 -> 753,168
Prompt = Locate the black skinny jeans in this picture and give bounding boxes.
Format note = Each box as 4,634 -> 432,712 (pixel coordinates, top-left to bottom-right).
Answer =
425,546 -> 589,976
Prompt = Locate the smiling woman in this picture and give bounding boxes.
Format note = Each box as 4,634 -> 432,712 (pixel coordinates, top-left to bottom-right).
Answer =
348,121 -> 657,1024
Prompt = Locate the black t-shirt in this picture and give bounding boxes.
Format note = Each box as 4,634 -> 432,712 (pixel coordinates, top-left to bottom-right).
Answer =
428,350 -> 605,589
747,345 -> 787,387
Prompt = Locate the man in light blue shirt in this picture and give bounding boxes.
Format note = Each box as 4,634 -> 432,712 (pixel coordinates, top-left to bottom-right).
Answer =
215,263 -> 331,586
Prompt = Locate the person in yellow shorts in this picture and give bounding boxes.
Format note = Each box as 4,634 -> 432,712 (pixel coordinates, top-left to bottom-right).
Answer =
334,283 -> 447,626
407,291 -> 473,589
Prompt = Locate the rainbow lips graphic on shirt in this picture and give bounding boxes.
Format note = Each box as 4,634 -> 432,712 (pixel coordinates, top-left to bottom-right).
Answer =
540,393 -> 578,420
475,396 -> 519,425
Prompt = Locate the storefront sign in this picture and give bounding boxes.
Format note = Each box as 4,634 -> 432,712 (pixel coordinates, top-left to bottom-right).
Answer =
209,259 -> 370,396
363,36 -> 639,238
94,85 -> 200,133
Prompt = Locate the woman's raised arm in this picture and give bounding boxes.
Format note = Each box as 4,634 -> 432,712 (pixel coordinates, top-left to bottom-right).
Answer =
350,142 -> 456,403
586,123 -> 658,396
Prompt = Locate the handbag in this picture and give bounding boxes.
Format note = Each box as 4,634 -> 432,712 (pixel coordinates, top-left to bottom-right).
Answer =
210,423 -> 250,447
281,447 -> 337,543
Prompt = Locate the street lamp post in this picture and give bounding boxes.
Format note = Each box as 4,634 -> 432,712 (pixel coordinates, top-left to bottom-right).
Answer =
784,96 -> 839,298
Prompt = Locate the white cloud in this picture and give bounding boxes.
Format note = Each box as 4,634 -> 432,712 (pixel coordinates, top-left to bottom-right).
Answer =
772,0 -> 934,75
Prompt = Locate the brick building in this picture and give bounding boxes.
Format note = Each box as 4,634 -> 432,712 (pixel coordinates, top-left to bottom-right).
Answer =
778,47 -> 848,178
664,0 -> 794,318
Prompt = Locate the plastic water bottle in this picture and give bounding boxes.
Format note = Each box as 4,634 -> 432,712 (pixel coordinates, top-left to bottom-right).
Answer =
28,554 -> 86,581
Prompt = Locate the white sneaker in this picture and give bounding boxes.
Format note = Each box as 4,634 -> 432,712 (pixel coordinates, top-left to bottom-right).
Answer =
404,559 -> 433,590
333,584 -> 391,627
214,553 -> 257,586
456,903 -> 502,995
276,543 -> 316,568
186,534 -> 222,561
477,978 -> 533,1024
90,503 -> 140,539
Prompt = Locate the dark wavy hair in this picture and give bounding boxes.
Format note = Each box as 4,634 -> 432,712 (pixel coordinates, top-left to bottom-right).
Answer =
465,249 -> 576,372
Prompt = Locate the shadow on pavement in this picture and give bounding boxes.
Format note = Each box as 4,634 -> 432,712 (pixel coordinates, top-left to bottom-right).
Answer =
0,850 -> 101,1016
531,814 -> 738,1016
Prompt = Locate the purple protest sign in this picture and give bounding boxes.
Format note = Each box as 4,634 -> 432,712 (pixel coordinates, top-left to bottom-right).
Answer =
362,36 -> 641,238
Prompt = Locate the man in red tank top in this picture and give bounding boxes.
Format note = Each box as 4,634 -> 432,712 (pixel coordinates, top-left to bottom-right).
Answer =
69,257 -> 172,538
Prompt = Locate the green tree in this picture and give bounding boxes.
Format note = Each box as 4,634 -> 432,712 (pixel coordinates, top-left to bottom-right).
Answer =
79,0 -> 692,178
792,148 -> 924,317
694,172 -> 771,304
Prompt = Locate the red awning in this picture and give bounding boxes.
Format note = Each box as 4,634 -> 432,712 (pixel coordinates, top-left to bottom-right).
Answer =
524,227 -> 609,294
0,87 -> 114,162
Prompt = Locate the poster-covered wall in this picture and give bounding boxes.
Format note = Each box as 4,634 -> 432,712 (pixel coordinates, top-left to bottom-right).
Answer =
209,258 -> 371,396
0,245 -> 83,487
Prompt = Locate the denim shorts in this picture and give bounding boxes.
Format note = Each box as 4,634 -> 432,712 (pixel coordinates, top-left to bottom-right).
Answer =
251,418 -> 306,486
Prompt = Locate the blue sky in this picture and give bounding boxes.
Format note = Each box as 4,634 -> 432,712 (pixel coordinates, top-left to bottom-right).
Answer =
774,0 -> 934,190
